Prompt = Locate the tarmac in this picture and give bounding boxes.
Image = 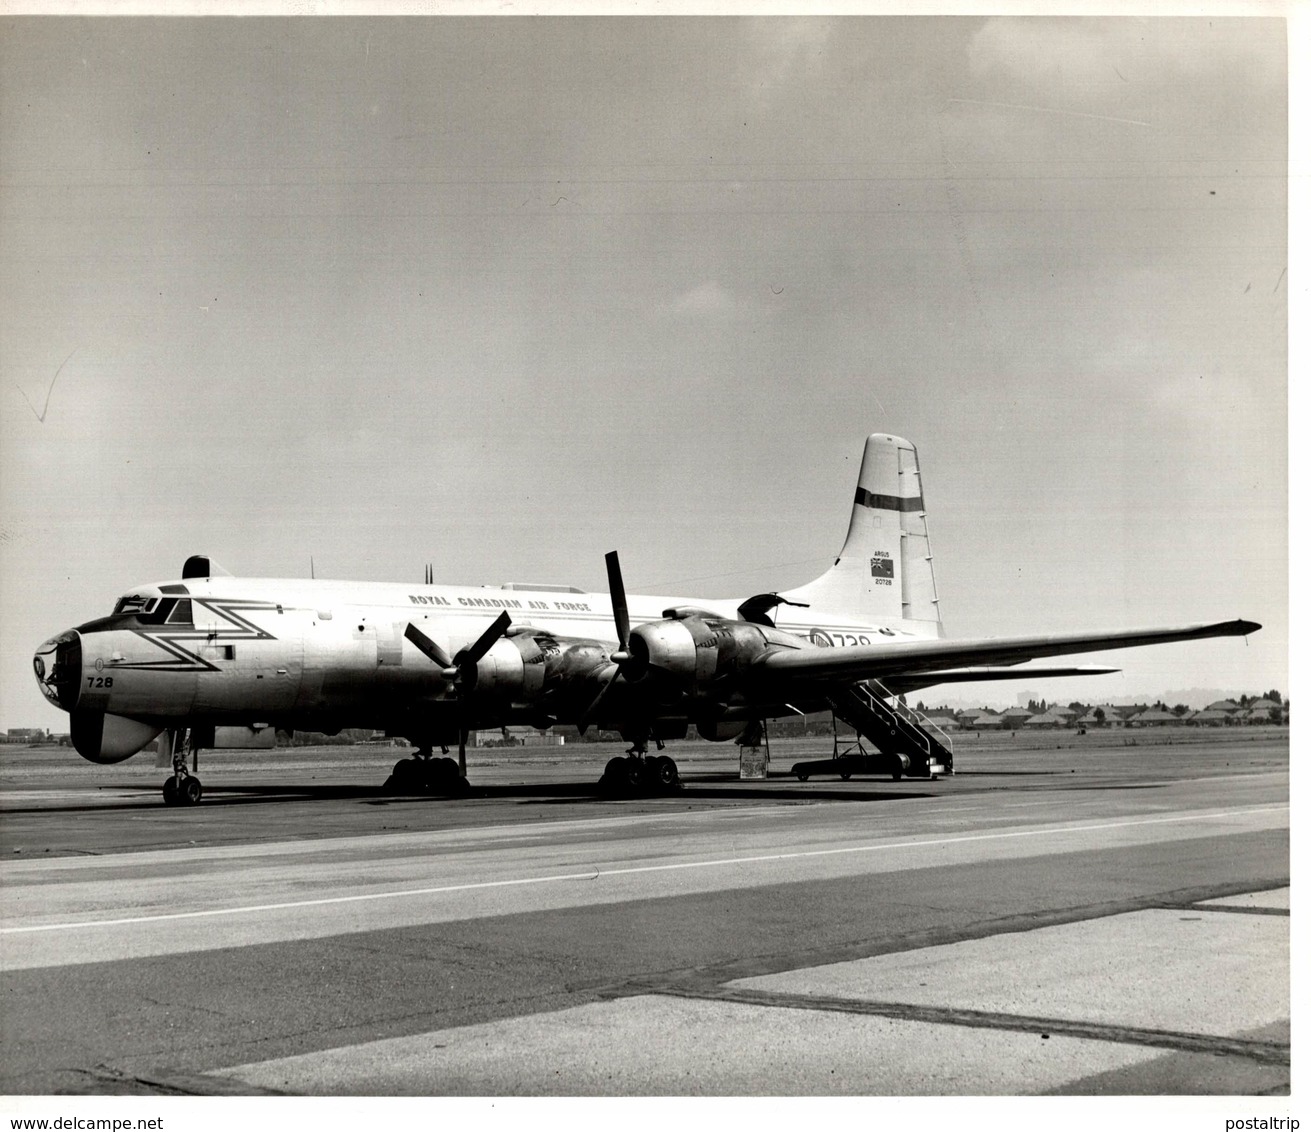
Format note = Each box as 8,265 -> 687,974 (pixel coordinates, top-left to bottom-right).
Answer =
0,729 -> 1291,1104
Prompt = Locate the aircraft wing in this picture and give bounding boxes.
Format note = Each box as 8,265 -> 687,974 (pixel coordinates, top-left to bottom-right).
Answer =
759,620 -> 1260,685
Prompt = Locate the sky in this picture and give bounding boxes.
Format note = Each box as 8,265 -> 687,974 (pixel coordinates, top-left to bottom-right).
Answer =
0,11 -> 1290,728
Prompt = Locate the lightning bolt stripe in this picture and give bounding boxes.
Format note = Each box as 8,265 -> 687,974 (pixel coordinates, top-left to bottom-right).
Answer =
109,598 -> 281,673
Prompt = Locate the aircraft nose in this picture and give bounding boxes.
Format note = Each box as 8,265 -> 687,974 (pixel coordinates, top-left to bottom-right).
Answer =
34,630 -> 81,711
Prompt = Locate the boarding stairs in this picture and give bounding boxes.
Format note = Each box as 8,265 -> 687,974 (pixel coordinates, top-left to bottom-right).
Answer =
826,680 -> 954,778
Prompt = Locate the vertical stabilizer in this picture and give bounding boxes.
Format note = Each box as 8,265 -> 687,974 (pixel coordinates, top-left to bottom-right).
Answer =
781,433 -> 943,637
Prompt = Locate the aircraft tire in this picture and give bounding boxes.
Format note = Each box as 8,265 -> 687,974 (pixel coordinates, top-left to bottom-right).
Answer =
392,758 -> 413,780
180,775 -> 203,804
652,755 -> 679,789
795,772 -> 809,782
840,771 -> 852,781
603,757 -> 628,782
622,759 -> 645,790
436,757 -> 460,779
162,777 -> 180,805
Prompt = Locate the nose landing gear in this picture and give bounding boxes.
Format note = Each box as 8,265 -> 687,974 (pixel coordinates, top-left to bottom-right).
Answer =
160,728 -> 203,806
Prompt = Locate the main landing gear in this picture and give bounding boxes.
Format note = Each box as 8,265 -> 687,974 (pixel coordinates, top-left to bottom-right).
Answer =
384,747 -> 471,796
161,728 -> 203,806
598,741 -> 682,796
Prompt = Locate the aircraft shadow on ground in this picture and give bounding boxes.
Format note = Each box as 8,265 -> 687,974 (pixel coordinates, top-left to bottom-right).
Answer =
1,775 -> 940,815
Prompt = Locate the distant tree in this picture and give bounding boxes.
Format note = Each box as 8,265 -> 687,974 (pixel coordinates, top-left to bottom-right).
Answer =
1240,694 -> 1252,707
1266,690 -> 1282,704
1093,707 -> 1105,724
1173,704 -> 1189,716
1069,701 -> 1087,714
915,700 -> 926,713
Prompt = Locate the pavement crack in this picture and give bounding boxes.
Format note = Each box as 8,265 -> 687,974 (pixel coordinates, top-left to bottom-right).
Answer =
1175,904 -> 1288,918
658,986 -> 1290,1067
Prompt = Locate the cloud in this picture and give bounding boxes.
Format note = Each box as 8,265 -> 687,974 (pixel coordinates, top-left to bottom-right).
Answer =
740,19 -> 836,99
671,281 -> 737,316
967,17 -> 1283,105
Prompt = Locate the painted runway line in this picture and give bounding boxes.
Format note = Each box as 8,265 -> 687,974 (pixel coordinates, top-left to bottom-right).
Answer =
2,803 -> 1288,936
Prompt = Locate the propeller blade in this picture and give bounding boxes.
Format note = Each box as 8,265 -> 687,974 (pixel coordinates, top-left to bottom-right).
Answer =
404,623 -> 457,677
456,610 -> 513,667
605,550 -> 631,652
577,662 -> 621,734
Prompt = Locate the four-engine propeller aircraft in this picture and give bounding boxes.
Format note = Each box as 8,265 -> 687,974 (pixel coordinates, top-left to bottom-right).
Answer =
33,433 -> 1260,804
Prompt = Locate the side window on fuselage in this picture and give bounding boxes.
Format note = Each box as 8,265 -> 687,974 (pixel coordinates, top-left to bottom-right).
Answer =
165,598 -> 193,625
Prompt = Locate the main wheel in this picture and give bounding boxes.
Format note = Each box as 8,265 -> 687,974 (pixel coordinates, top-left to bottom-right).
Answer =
162,777 -> 180,805
840,770 -> 852,781
180,775 -> 203,804
652,755 -> 679,789
622,759 -> 646,790
603,757 -> 628,782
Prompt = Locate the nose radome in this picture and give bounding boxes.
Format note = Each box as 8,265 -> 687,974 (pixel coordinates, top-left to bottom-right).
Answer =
34,630 -> 81,711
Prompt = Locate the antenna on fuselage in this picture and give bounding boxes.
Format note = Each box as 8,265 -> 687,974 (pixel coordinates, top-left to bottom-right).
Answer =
310,556 -> 315,580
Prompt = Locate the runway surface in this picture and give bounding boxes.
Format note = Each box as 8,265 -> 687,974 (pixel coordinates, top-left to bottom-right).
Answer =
0,730 -> 1290,1097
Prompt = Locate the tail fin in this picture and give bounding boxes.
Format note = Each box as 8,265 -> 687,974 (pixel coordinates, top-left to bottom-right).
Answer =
781,433 -> 943,637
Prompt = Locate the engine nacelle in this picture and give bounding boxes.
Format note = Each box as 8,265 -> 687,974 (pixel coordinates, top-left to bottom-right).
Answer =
465,633 -> 610,708
466,637 -> 539,699
627,615 -> 769,693
696,718 -> 749,742
71,710 -> 162,764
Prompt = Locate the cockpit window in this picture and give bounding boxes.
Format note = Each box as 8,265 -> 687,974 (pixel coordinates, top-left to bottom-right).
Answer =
113,594 -> 157,616
137,598 -> 178,625
165,598 -> 193,625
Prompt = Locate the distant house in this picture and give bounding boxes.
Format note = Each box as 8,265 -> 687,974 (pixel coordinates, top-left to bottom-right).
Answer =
1205,700 -> 1241,714
969,712 -> 1005,730
1025,711 -> 1066,728
1239,707 -> 1278,725
1048,705 -> 1079,719
999,708 -> 1033,729
1187,709 -> 1231,726
1129,708 -> 1183,727
924,715 -> 961,732
1110,704 -> 1149,721
1081,706 -> 1128,728
1,729 -> 46,744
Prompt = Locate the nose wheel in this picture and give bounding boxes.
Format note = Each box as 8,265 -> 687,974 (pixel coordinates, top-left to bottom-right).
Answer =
162,773 -> 203,806
160,728 -> 204,806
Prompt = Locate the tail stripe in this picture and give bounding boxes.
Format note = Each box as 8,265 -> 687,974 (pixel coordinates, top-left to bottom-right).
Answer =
855,488 -> 924,512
